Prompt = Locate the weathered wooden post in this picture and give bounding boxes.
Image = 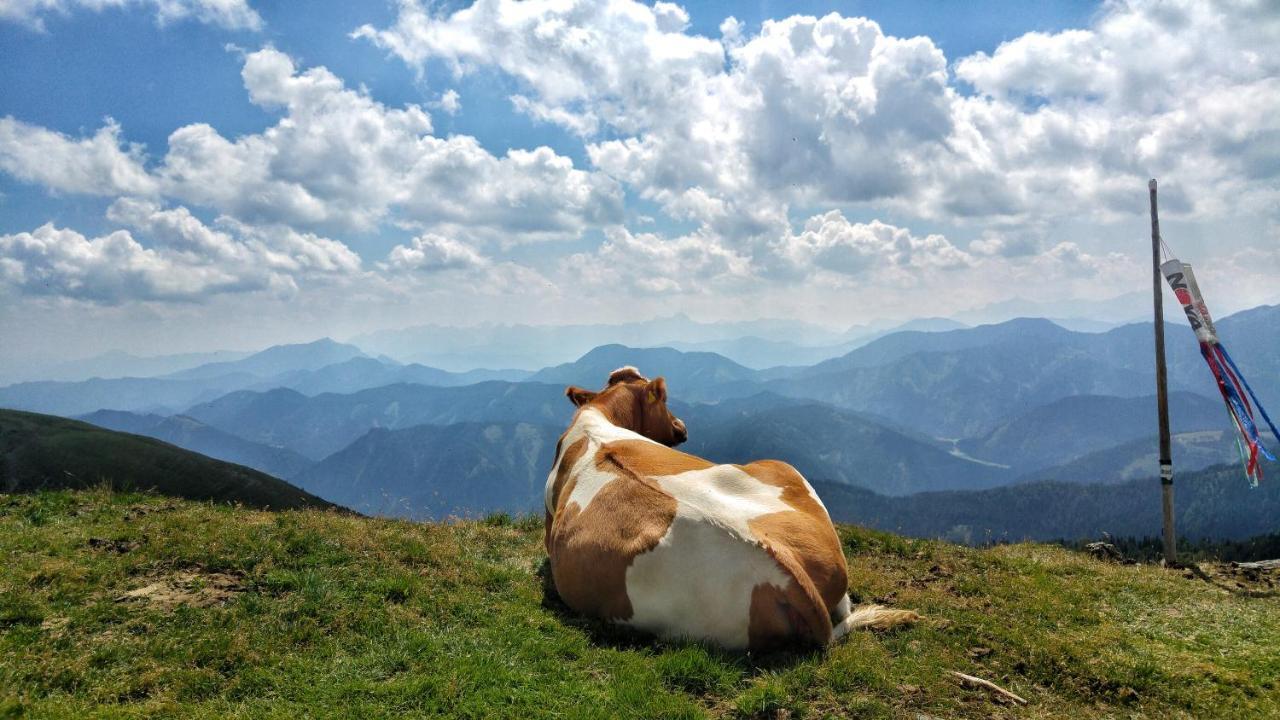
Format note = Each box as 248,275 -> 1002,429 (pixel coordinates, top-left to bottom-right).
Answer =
1150,178 -> 1176,564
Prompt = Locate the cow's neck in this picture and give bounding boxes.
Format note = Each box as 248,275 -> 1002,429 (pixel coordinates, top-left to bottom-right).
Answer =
571,406 -> 651,446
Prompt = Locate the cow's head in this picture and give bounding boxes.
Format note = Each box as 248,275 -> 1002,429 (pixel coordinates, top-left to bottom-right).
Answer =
566,366 -> 687,446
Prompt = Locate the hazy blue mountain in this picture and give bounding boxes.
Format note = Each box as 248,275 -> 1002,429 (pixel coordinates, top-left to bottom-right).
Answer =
0,373 -> 259,416
168,338 -> 368,380
1024,429 -> 1277,486
677,394 -> 1009,495
352,314 -> 848,371
0,349 -> 252,384
184,382 -> 572,460
284,392 -> 1010,520
0,339 -> 374,415
78,410 -> 313,480
767,339 -> 1152,438
253,356 -> 533,396
799,317 -> 1077,375
0,346 -> 527,417
293,422 -> 560,520
662,319 -> 969,370
0,409 -> 332,510
760,306 -> 1280,438
952,292 -> 1149,327
527,344 -> 759,400
662,337 -> 856,370
957,392 -> 1225,472
813,462 -> 1280,544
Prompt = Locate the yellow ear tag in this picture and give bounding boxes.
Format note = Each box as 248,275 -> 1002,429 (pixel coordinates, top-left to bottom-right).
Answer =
647,390 -> 657,403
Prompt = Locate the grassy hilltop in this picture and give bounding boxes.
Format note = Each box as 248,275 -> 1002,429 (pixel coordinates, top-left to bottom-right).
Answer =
0,410 -> 332,511
2,489 -> 1278,719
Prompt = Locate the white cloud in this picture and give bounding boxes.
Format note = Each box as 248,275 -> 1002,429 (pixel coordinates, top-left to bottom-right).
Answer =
384,233 -> 487,273
774,212 -> 973,280
0,0 -> 262,31
562,226 -> 751,295
359,0 -> 1280,230
0,116 -> 157,196
0,47 -> 624,243
0,223 -> 255,303
436,88 -> 461,115
158,47 -> 623,238
0,199 -> 361,304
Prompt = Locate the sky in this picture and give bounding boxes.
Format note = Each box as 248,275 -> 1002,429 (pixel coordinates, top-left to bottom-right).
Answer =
1,0 -> 1278,364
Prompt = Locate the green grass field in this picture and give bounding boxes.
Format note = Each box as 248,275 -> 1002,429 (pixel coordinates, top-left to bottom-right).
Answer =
1,489 -> 1277,719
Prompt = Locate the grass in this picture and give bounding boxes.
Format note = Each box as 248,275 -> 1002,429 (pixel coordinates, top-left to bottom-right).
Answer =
1,489 -> 1277,719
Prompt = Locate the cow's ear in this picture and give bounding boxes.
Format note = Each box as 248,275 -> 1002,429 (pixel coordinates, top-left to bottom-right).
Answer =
565,386 -> 597,407
645,377 -> 667,404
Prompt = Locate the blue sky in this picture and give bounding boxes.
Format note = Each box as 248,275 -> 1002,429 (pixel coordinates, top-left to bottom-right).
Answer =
0,0 -> 1099,242
0,0 -> 1277,362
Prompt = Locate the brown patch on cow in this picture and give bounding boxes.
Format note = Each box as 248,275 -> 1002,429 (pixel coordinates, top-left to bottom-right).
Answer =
545,437 -> 589,552
548,451 -> 677,621
598,439 -> 713,476
744,460 -> 849,616
748,579 -> 829,651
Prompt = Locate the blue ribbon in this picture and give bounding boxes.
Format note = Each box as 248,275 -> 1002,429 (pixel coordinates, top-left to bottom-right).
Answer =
1203,343 -> 1276,463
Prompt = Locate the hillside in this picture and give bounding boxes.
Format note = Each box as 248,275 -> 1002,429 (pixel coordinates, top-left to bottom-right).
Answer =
293,422 -> 560,519
77,410 -> 314,480
184,383 -> 571,460
0,410 -> 331,510
1,489 -> 1276,718
958,392 -> 1224,473
815,463 -> 1280,545
679,395 -> 1011,495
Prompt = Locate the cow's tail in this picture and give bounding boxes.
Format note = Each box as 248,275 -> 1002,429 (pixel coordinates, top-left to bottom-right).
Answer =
830,599 -> 920,642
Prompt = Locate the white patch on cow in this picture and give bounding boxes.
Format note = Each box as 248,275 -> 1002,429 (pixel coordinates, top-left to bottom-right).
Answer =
654,465 -> 791,539
622,464 -> 796,649
624,514 -> 790,649
576,407 -> 651,444
833,593 -> 851,622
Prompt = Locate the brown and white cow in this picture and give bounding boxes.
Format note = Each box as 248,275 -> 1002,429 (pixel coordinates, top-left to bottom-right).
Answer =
544,366 -> 918,651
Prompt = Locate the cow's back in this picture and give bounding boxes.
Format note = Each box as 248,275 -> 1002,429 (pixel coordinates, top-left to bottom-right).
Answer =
546,435 -> 847,650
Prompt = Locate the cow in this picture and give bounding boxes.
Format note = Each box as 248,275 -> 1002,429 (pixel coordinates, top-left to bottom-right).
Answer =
544,366 -> 918,651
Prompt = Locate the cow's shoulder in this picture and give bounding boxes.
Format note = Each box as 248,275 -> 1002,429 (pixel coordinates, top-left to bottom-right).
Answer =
547,438 -> 680,621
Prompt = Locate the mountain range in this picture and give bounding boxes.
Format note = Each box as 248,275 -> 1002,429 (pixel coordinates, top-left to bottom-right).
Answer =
4,303 -> 1279,535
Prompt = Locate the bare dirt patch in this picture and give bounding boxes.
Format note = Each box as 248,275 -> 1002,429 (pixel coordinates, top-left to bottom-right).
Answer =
1183,561 -> 1279,597
115,570 -> 244,610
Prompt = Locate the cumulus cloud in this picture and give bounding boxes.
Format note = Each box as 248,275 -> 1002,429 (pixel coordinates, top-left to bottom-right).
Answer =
0,116 -> 157,196
384,233 -> 487,273
0,47 -> 623,244
774,212 -> 973,280
436,88 -> 461,115
4,0 -> 1280,321
562,226 -> 751,295
0,223 -> 256,303
359,0 -> 1280,228
159,47 -> 622,238
0,0 -> 262,31
0,200 -> 361,304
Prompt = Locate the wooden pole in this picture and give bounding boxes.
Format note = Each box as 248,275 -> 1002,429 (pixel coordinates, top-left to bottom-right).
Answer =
1150,178 -> 1176,564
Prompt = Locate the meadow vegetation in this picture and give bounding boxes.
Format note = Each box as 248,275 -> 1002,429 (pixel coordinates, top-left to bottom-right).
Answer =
1,489 -> 1277,719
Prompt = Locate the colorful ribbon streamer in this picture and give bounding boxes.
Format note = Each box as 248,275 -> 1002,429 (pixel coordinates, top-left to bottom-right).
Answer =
1162,259 -> 1277,485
